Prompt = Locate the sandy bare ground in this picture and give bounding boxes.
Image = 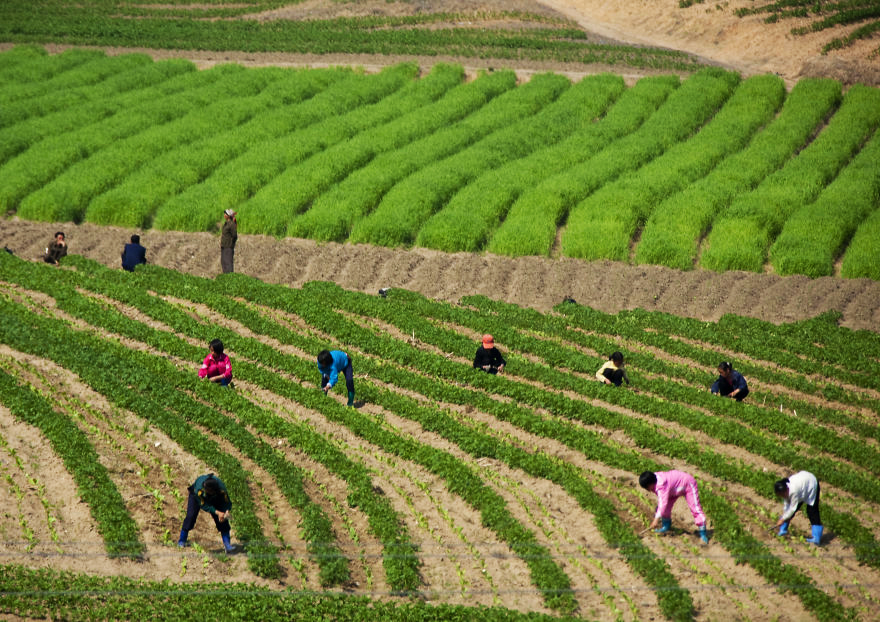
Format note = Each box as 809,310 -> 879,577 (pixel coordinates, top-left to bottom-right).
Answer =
3,220 -> 879,332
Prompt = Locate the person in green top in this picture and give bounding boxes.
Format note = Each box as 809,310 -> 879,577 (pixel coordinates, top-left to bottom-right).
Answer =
177,473 -> 235,553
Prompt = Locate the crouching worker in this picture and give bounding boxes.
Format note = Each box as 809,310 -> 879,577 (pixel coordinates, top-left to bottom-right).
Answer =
596,351 -> 629,387
639,470 -> 709,544
178,473 -> 235,553
318,349 -> 355,406
473,334 -> 506,374
198,339 -> 232,386
774,471 -> 822,545
711,361 -> 748,401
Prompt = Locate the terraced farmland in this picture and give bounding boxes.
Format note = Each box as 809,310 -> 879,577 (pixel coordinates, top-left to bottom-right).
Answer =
1,45 -> 879,278
1,251 -> 879,620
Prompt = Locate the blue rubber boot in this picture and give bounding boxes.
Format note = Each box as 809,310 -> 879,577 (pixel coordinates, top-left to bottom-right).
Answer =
777,521 -> 790,536
806,525 -> 823,546
177,529 -> 189,547
655,518 -> 671,534
347,391 -> 355,407
221,533 -> 234,553
698,526 -> 709,544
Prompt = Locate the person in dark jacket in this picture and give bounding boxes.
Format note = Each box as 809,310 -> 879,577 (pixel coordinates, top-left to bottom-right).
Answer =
318,349 -> 355,406
43,231 -> 67,265
711,361 -> 749,401
473,334 -> 506,374
177,473 -> 235,553
120,234 -> 147,272
220,209 -> 237,274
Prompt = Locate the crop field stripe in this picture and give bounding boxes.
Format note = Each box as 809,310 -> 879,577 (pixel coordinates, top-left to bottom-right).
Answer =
85,67 -> 353,230
0,53 -> 157,129
0,6 -> 702,72
151,63 -> 420,233
0,62 -> 248,213
841,201 -> 880,279
113,266 -> 861,617
0,48 -> 111,107
769,125 -> 880,277
486,74 -> 680,257
635,77 -> 843,270
0,58 -> 197,168
347,71 -> 575,247
59,262 -> 577,611
0,257 -> 420,588
237,63 -> 467,237
288,70 -> 521,243
0,564 -> 578,622
414,73 -> 626,253
0,45 -> 50,83
19,65 -> 294,224
0,366 -> 143,559
560,68 -> 740,260
82,66 -> 348,229
560,73 -> 785,263
700,84 -> 880,272
60,258 -> 679,614
283,282 -> 879,570
0,252 -> 872,620
0,295 -> 288,578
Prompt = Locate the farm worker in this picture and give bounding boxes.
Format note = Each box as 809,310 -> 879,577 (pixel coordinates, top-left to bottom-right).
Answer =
318,349 -> 355,406
120,234 -> 147,272
473,334 -> 506,374
639,470 -> 709,543
43,231 -> 67,265
710,361 -> 749,401
198,339 -> 232,386
220,209 -> 238,274
177,473 -> 234,553
596,351 -> 629,387
774,471 -> 822,545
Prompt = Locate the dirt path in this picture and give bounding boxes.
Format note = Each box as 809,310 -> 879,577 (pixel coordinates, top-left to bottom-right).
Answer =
3,220 -> 878,332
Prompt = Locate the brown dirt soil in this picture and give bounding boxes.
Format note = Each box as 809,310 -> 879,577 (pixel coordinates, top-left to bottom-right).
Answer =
3,220 -> 879,332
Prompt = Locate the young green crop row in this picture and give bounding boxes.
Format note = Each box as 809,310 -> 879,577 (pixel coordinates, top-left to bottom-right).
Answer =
0,564 -> 580,622
701,84 -> 880,273
561,72 -> 785,262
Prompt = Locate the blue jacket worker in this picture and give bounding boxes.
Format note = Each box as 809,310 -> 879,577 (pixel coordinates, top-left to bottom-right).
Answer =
178,473 -> 234,553
318,349 -> 355,406
711,361 -> 749,401
121,234 -> 147,272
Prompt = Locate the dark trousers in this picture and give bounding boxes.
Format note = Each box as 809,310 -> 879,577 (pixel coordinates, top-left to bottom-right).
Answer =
790,484 -> 822,526
221,247 -> 235,274
182,487 -> 230,535
711,378 -> 749,401
321,358 -> 354,394
602,368 -> 625,387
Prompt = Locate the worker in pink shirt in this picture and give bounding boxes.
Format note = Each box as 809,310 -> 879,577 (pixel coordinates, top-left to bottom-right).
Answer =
639,470 -> 709,543
198,339 -> 232,387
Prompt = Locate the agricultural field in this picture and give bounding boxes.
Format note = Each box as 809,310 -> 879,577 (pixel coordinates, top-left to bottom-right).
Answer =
1,44 -> 879,278
2,1 -> 880,620
1,251 -> 879,621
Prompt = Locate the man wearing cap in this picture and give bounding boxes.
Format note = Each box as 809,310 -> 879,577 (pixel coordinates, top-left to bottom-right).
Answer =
221,209 -> 238,274
473,334 -> 506,374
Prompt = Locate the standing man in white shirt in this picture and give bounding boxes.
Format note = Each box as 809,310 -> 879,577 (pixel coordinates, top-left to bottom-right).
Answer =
774,471 -> 822,545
